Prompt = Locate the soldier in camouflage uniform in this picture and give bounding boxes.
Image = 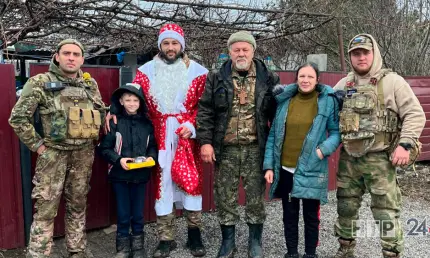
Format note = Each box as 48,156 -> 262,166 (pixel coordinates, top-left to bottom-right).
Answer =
332,34 -> 425,258
9,39 -> 106,258
197,31 -> 279,258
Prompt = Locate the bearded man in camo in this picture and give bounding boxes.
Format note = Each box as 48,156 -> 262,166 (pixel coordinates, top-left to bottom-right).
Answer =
197,31 -> 279,258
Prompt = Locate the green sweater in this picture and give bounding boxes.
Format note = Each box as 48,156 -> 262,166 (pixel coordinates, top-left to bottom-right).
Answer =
281,90 -> 318,167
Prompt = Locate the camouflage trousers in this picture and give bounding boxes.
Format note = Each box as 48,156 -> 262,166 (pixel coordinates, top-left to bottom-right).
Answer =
215,144 -> 266,225
27,145 -> 95,258
334,149 -> 404,254
156,207 -> 202,241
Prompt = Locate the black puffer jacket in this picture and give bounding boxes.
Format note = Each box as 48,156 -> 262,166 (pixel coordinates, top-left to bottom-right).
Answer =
196,58 -> 279,168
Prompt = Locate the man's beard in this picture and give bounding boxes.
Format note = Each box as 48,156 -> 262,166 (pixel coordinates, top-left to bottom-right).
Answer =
159,50 -> 183,64
235,58 -> 249,70
354,66 -> 371,76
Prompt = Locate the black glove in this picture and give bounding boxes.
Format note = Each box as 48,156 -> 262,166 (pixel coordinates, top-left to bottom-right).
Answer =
272,85 -> 285,96
331,90 -> 346,111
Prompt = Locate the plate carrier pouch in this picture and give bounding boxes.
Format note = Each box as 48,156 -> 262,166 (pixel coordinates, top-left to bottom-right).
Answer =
39,72 -> 102,143
339,69 -> 400,157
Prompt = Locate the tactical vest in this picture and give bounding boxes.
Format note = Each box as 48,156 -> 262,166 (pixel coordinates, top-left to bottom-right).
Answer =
39,72 -> 102,143
339,69 -> 400,157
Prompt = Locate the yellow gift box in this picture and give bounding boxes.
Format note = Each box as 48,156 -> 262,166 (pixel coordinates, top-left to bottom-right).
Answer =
127,157 -> 156,170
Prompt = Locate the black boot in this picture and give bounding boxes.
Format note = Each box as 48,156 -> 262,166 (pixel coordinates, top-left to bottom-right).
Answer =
153,240 -> 177,258
217,225 -> 237,258
186,227 -> 206,257
248,223 -> 263,258
115,235 -> 130,258
130,234 -> 145,258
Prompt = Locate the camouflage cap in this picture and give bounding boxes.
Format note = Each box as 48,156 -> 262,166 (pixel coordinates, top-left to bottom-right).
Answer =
56,39 -> 85,54
348,35 -> 373,53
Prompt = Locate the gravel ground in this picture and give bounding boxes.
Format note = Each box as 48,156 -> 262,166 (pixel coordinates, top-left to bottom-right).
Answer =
2,191 -> 429,258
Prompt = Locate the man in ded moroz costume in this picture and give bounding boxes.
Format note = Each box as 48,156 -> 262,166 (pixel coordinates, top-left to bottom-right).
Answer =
132,24 -> 208,257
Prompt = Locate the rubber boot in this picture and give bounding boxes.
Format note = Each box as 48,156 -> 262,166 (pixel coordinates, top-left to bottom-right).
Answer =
217,225 -> 237,258
247,223 -> 263,258
186,227 -> 206,257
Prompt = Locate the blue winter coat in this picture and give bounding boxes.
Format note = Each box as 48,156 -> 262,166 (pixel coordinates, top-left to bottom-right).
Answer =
263,83 -> 341,204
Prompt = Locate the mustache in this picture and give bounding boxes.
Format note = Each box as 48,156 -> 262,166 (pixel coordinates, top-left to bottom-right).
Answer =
159,50 -> 183,64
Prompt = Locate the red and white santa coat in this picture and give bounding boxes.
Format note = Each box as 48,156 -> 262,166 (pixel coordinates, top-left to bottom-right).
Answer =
133,58 -> 208,216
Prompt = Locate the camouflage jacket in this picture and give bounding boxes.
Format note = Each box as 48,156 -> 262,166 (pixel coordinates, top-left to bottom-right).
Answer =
223,61 -> 258,145
9,60 -> 106,151
196,58 -> 279,167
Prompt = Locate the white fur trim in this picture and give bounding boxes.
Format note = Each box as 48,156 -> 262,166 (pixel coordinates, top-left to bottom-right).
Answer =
181,121 -> 196,139
158,30 -> 185,50
187,60 -> 209,85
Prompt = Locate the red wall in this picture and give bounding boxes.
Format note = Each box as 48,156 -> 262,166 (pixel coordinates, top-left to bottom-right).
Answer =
0,64 -> 25,249
403,77 -> 430,161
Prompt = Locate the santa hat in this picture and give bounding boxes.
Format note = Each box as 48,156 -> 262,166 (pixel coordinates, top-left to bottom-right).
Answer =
158,24 -> 185,50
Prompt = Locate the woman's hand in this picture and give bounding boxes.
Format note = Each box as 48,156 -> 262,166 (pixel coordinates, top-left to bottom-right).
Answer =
316,148 -> 324,160
264,170 -> 274,184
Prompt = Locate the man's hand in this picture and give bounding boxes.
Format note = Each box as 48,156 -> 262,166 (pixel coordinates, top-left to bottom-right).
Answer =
178,125 -> 192,139
264,170 -> 274,184
37,145 -> 47,155
120,158 -> 134,170
391,145 -> 410,166
104,112 -> 117,134
201,144 -> 216,163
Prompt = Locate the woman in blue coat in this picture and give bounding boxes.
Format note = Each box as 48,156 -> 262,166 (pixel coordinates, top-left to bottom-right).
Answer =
263,63 -> 341,258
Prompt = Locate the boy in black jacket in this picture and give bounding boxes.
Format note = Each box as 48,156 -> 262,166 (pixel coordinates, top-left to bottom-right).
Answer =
98,83 -> 157,258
